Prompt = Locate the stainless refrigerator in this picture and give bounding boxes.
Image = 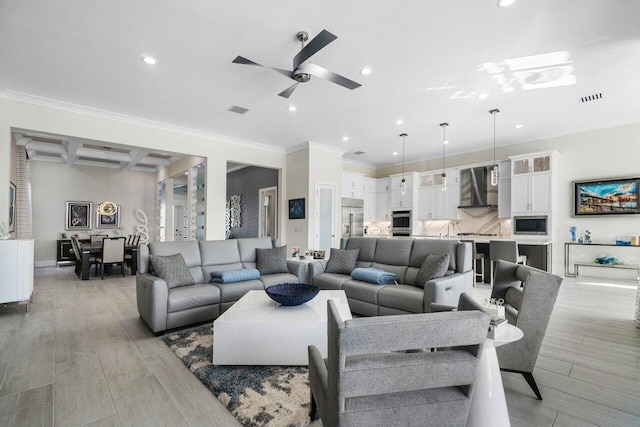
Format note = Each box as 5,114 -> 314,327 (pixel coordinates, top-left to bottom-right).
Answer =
342,198 -> 364,238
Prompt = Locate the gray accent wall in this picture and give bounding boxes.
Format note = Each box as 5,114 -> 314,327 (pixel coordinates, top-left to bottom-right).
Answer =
226,166 -> 278,239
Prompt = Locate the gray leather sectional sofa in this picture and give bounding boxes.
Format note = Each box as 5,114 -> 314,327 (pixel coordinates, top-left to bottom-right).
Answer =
136,237 -> 305,334
309,237 -> 473,316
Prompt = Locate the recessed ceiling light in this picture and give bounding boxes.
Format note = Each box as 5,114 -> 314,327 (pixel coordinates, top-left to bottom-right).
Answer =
497,0 -> 516,7
360,67 -> 372,75
184,172 -> 188,175
288,106 -> 297,111
395,119 -> 404,125
141,56 -> 157,65
393,152 -> 398,156
478,93 -> 488,100
515,124 -> 523,129
443,140 -> 449,145
342,136 -> 349,141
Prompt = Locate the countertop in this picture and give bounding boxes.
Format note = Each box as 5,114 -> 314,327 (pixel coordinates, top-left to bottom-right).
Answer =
411,235 -> 552,245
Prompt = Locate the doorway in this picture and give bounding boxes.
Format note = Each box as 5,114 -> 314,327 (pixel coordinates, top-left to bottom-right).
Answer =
258,186 -> 277,238
315,183 -> 336,253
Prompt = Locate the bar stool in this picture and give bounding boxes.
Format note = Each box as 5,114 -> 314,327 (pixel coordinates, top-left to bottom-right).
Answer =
462,240 -> 485,286
489,240 -> 527,285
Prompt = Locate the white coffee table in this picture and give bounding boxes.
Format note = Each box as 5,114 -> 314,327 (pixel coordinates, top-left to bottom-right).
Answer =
213,290 -> 351,365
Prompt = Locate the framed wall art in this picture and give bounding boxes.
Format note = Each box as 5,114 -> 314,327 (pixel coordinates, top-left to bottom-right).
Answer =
96,205 -> 120,228
288,198 -> 305,219
8,182 -> 16,232
66,201 -> 92,230
574,177 -> 640,216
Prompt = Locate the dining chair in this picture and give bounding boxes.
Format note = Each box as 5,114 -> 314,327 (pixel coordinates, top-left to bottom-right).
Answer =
90,234 -> 107,244
489,240 -> 527,285
96,237 -> 126,279
124,234 -> 140,269
71,236 -> 97,278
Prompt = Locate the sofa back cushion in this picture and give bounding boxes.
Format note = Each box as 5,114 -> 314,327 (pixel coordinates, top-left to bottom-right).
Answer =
344,237 -> 378,263
238,237 -> 274,269
199,240 -> 243,278
149,241 -> 204,283
373,239 -> 414,266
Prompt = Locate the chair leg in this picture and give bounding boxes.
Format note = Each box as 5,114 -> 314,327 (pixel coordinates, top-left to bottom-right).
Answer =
121,262 -> 125,277
501,369 -> 542,400
310,392 -> 317,421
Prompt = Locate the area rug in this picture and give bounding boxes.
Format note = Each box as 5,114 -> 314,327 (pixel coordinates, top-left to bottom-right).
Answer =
162,325 -> 311,427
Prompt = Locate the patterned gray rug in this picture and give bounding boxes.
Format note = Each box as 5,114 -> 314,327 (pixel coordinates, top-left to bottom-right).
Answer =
162,325 -> 311,427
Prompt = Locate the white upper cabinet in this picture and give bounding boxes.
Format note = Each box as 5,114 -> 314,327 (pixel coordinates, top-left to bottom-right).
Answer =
509,151 -> 558,215
416,169 -> 459,220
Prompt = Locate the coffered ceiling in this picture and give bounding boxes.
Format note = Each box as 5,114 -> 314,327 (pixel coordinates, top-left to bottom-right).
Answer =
2,1 -> 640,167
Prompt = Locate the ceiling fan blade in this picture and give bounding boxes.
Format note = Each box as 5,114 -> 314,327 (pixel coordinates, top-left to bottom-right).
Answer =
304,63 -> 362,90
278,83 -> 299,98
293,29 -> 337,70
233,56 -> 294,79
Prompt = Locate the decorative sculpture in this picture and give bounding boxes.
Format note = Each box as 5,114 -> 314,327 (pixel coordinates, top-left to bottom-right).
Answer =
225,194 -> 241,232
135,209 -> 150,244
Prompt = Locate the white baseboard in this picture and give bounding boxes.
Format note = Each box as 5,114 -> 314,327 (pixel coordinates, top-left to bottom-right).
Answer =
35,260 -> 57,268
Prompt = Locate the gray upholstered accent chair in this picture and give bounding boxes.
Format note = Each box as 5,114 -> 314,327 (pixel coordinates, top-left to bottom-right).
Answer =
491,260 -> 563,400
308,299 -> 490,427
96,237 -> 126,279
489,240 -> 527,284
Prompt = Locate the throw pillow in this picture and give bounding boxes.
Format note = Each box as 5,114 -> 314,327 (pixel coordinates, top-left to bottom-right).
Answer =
325,248 -> 360,274
256,246 -> 289,275
415,253 -> 450,286
149,253 -> 195,289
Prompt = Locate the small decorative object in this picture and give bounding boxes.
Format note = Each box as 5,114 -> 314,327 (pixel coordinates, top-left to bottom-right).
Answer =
288,198 -> 305,219
291,247 -> 300,258
135,209 -> 150,244
312,250 -> 326,260
482,297 -> 505,320
569,226 -> 577,242
96,205 -> 120,228
225,194 -> 241,231
584,230 -> 591,244
66,201 -> 92,230
593,255 -> 623,265
8,182 -> 16,232
265,283 -> 320,306
616,236 -> 632,246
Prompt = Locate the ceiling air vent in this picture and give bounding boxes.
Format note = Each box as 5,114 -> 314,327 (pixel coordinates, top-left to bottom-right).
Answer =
579,93 -> 603,103
353,151 -> 365,155
227,105 -> 249,115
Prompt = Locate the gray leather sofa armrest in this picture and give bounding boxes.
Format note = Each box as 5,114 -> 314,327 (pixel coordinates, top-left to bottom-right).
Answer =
422,273 -> 470,313
430,302 -> 456,312
136,273 -> 169,334
287,260 -> 307,283
308,260 -> 327,279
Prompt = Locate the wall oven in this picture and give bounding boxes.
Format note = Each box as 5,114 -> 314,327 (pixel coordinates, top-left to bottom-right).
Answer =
514,215 -> 548,235
392,210 -> 412,236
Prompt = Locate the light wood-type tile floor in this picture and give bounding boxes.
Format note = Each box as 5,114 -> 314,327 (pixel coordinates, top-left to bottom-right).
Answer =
0,267 -> 638,426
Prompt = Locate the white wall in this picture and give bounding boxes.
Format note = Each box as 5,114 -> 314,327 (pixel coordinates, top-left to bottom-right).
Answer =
31,162 -> 157,266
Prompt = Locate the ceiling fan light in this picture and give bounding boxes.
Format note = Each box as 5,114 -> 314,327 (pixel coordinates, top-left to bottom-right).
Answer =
141,56 -> 157,65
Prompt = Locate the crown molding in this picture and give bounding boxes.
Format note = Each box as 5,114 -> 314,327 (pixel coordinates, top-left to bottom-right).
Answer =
0,90 -> 287,154
342,157 -> 376,169
287,141 -> 347,156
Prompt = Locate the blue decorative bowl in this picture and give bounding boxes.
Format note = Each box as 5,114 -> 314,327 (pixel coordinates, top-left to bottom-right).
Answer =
265,283 -> 320,306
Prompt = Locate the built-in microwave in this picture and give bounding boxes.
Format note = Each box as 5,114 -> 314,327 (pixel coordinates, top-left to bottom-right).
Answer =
392,210 -> 412,236
514,215 -> 548,235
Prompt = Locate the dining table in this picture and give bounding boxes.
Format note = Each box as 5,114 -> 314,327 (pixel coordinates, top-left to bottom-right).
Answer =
79,241 -> 138,280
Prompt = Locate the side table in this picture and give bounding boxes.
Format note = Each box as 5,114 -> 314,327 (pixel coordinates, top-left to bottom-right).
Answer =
467,324 -> 523,427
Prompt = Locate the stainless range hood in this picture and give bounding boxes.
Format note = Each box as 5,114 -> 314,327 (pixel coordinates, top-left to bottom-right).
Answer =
458,166 -> 498,208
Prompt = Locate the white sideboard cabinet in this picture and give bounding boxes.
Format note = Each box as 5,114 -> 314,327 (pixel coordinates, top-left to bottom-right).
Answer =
0,239 -> 34,311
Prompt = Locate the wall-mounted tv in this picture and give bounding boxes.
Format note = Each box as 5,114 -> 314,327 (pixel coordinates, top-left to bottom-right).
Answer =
574,177 -> 640,216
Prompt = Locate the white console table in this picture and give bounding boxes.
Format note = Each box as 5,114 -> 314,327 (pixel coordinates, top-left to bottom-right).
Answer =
0,239 -> 34,311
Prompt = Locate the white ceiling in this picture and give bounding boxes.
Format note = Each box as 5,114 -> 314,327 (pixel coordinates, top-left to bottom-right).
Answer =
2,0 -> 640,168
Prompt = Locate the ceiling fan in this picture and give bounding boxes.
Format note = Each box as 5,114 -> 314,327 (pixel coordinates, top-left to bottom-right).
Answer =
232,29 -> 361,98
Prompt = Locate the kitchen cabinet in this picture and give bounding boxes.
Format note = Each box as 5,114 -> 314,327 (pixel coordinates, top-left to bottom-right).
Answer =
498,160 -> 511,219
376,178 -> 391,220
511,174 -> 551,212
390,172 -> 418,210
363,177 -> 378,221
342,172 -> 365,199
416,169 -> 459,220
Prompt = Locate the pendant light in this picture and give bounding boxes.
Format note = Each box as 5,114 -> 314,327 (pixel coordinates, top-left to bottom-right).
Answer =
489,109 -> 500,186
399,133 -> 407,195
440,123 -> 449,191
97,147 -> 118,216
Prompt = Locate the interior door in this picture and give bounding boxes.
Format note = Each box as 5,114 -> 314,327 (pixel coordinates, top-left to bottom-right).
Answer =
315,184 -> 335,253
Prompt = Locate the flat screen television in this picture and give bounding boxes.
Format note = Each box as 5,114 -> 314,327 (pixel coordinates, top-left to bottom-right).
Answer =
574,177 -> 640,216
